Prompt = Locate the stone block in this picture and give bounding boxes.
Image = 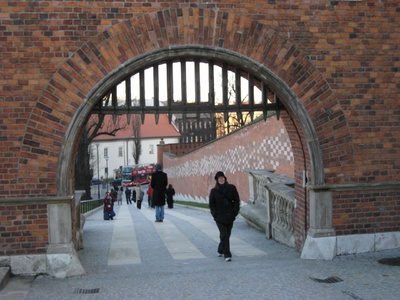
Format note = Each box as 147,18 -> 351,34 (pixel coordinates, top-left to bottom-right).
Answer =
10,255 -> 46,276
240,203 -> 269,235
337,233 -> 374,255
0,257 -> 10,267
46,243 -> 85,278
300,235 -> 336,260
375,232 -> 400,251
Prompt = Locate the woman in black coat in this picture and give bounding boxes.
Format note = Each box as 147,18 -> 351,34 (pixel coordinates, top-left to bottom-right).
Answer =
209,171 -> 240,261
166,184 -> 175,208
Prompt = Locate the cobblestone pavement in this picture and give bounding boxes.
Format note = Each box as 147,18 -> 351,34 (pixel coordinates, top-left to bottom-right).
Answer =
1,203 -> 399,300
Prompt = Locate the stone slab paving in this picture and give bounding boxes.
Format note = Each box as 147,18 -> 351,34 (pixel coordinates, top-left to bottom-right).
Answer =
1,204 -> 399,300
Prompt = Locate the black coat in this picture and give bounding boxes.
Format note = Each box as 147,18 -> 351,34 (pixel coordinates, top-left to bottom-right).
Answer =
209,183 -> 240,225
150,170 -> 168,206
166,186 -> 175,201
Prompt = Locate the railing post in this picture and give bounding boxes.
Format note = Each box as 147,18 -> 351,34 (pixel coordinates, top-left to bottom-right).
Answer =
75,191 -> 85,250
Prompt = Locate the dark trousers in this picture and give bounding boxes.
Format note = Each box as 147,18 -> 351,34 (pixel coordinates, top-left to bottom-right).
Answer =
216,221 -> 233,258
103,210 -> 116,220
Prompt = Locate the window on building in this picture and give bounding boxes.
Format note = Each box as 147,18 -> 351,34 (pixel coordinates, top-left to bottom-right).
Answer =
149,144 -> 154,154
104,148 -> 108,158
118,147 -> 123,157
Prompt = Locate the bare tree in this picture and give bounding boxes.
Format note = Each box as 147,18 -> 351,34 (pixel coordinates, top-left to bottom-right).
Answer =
74,94 -> 128,199
131,114 -> 142,164
214,73 -> 255,138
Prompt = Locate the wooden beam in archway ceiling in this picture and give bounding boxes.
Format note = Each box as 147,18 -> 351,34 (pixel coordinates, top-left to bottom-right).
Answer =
91,100 -> 285,124
92,81 -> 286,123
91,58 -> 287,124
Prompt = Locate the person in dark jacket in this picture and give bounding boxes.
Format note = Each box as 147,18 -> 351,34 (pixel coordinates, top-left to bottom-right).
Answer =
125,187 -> 132,204
150,164 -> 168,222
209,171 -> 240,261
166,184 -> 175,208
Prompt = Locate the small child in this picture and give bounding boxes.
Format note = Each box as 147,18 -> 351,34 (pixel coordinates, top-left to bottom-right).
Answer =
135,183 -> 144,209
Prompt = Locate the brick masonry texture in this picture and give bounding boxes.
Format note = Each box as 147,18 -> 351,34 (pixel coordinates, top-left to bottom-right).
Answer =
164,116 -> 294,203
0,204 -> 48,256
0,1 -> 399,253
333,189 -> 400,236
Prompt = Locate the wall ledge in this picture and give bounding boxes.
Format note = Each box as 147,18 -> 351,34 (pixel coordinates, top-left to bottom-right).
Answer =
301,231 -> 400,260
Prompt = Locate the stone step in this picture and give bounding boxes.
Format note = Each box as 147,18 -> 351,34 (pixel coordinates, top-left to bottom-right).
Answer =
0,267 -> 10,291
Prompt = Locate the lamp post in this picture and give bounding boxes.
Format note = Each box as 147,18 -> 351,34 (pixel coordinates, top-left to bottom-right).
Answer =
105,157 -> 108,191
96,143 -> 100,199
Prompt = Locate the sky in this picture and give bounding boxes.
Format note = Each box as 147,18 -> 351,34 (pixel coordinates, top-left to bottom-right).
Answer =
116,61 -> 263,106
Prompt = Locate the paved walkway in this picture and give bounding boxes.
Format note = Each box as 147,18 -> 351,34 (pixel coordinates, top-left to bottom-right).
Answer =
1,203 -> 399,300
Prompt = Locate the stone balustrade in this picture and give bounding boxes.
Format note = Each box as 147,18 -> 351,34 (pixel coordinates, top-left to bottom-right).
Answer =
240,170 -> 295,248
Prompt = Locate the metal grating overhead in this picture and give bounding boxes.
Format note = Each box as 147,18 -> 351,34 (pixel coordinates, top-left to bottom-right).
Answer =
91,59 -> 286,124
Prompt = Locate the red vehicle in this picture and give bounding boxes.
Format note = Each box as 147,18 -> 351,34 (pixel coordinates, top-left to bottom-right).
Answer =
122,164 -> 156,187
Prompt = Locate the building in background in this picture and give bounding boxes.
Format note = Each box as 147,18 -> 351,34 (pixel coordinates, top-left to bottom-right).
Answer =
91,114 -> 180,182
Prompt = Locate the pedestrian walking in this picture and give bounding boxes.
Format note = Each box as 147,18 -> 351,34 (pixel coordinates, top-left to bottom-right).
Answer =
125,187 -> 132,204
117,186 -> 123,205
151,164 -> 168,222
209,171 -> 240,262
102,191 -> 116,220
132,188 -> 136,203
147,181 -> 153,208
166,184 -> 175,209
135,182 -> 144,209
110,188 -> 117,202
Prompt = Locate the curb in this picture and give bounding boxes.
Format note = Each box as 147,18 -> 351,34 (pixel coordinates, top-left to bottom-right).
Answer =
0,267 -> 10,291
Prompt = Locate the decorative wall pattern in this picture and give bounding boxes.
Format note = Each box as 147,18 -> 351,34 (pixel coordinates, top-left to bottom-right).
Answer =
167,129 -> 293,178
163,116 -> 294,203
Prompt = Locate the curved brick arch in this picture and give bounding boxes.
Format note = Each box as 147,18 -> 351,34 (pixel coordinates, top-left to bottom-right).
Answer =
20,8 -> 351,198
6,8 -> 359,271
16,9 -> 353,256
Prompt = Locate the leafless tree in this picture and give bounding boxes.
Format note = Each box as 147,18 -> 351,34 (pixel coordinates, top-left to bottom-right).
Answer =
74,94 -> 128,199
131,114 -> 142,165
214,73 -> 255,138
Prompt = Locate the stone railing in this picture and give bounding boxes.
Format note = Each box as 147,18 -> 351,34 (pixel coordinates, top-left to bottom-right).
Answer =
75,191 -> 85,250
240,170 -> 295,248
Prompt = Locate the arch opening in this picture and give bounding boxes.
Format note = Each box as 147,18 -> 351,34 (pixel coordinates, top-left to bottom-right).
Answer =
66,46 -> 323,190
61,47 -> 321,257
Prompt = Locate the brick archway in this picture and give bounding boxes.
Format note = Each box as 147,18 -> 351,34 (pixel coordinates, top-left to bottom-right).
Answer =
19,8 -> 351,273
22,9 -> 349,193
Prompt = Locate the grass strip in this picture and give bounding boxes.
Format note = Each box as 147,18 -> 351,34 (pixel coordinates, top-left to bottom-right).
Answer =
175,200 -> 208,209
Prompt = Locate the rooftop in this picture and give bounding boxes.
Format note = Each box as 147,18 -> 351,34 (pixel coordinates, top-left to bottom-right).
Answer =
93,114 -> 180,141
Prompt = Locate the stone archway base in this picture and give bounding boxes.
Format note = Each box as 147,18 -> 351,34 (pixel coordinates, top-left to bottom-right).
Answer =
0,195 -> 86,278
301,231 -> 400,260
1,242 -> 85,278
300,235 -> 337,260
46,243 -> 86,278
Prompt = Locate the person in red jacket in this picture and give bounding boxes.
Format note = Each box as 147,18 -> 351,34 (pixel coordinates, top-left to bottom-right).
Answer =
147,181 -> 154,208
209,171 -> 240,262
103,191 -> 116,220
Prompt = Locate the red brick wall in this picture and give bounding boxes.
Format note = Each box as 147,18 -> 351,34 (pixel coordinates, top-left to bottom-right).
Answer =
0,1 -> 399,254
333,189 -> 400,235
283,113 -> 310,248
157,142 -> 204,166
1,1 -> 398,195
0,203 -> 48,256
163,116 -> 294,203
